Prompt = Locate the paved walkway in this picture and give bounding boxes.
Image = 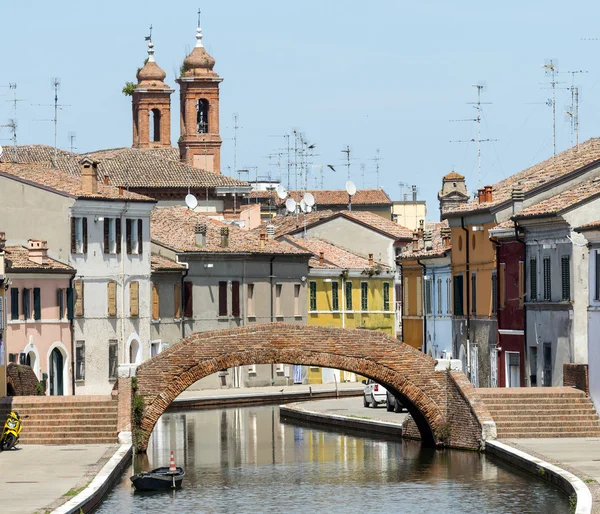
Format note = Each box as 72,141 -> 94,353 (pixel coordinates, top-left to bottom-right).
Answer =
0,443 -> 116,514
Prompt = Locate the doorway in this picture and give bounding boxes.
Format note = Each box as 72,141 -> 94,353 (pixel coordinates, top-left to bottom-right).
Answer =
505,351 -> 521,387
49,348 -> 64,396
543,342 -> 552,387
529,347 -> 538,386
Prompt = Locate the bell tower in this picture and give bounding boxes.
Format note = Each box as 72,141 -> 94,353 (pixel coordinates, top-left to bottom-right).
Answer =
132,38 -> 174,149
176,19 -> 223,173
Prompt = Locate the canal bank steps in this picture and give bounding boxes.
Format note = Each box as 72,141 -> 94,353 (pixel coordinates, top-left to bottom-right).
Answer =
476,387 -> 600,439
0,396 -> 118,444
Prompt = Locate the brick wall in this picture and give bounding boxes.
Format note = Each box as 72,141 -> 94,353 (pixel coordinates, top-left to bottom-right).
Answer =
6,363 -> 41,396
135,323 -> 494,452
563,363 -> 589,395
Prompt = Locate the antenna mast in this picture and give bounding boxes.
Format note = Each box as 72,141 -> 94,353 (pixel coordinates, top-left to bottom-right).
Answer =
342,145 -> 351,181
232,113 -> 239,218
369,148 -> 382,188
541,59 -> 561,157
561,70 -> 587,148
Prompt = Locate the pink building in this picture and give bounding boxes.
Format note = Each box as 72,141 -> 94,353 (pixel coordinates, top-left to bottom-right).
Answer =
5,240 -> 75,396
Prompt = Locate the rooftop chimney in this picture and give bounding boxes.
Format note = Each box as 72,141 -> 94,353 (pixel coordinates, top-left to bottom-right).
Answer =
484,185 -> 493,203
418,219 -> 424,239
412,231 -> 419,251
368,253 -> 374,267
103,174 -> 109,186
477,188 -> 485,204
220,226 -> 229,248
0,232 -> 5,251
266,224 -> 275,240
511,187 -> 525,215
80,157 -> 98,195
441,227 -> 452,249
195,223 -> 207,248
319,251 -> 324,265
28,239 -> 49,265
424,230 -> 433,251
259,231 -> 266,248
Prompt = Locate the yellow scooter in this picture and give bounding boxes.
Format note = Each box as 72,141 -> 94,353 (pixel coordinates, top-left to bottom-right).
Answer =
1,411 -> 26,450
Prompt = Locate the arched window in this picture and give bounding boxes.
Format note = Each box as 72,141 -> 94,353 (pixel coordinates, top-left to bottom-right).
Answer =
150,109 -> 161,142
197,100 -> 209,134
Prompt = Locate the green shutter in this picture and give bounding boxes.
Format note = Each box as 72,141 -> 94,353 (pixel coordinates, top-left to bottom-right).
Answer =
332,282 -> 339,311
66,287 -> 74,320
453,275 -> 464,316
309,282 -> 317,311
345,281 -> 353,310
383,283 -> 390,311
10,288 -> 18,320
33,288 -> 41,320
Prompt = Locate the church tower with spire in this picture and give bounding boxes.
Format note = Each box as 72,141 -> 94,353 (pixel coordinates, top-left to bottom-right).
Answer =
176,18 -> 223,173
132,38 -> 174,148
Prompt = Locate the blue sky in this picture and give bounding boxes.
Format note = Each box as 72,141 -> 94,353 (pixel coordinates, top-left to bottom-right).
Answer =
2,1 -> 600,218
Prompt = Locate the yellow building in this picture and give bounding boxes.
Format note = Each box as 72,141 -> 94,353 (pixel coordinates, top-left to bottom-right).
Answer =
282,236 -> 396,384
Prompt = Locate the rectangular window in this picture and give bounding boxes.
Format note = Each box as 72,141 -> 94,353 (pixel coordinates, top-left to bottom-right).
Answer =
596,251 -> 600,301
151,342 -> 160,358
453,275 -> 464,316
247,283 -> 255,317
491,270 -> 498,314
518,261 -> 524,307
561,256 -> 570,301
151,283 -> 160,320
437,279 -> 442,315
232,281 -> 240,317
383,282 -> 390,311
346,281 -> 353,311
331,282 -> 339,311
71,217 -> 87,254
416,277 -> 422,316
447,277 -> 452,315
499,263 -> 506,309
22,288 -> 30,320
403,277 -> 409,316
471,272 -> 477,315
75,341 -> 85,381
10,288 -> 18,320
67,287 -> 75,320
126,219 -> 142,255
294,284 -> 301,316
361,282 -> 368,311
129,281 -> 139,317
104,218 -> 121,254
275,283 -> 283,316
218,281 -> 228,316
174,282 -> 181,319
309,281 -> 317,311
57,288 -> 64,319
543,257 -> 551,301
184,281 -> 193,318
33,287 -> 41,320
108,340 -> 118,380
107,281 -> 117,317
530,258 -> 537,301
425,279 -> 432,315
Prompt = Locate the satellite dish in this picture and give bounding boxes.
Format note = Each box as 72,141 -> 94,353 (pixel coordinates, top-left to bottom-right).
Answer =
304,192 -> 315,207
346,180 -> 357,196
300,199 -> 307,213
285,198 -> 297,213
276,184 -> 287,200
305,205 -> 312,213
185,193 -> 198,210
0,146 -> 3,159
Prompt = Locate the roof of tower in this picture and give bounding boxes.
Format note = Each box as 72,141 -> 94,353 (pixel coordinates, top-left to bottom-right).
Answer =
136,41 -> 170,89
180,26 -> 217,78
443,171 -> 465,181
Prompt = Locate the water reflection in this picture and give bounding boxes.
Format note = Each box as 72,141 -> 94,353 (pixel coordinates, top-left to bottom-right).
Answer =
98,406 -> 569,514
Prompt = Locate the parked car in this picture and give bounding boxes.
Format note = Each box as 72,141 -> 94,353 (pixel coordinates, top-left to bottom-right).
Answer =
363,379 -> 387,408
386,390 -> 404,413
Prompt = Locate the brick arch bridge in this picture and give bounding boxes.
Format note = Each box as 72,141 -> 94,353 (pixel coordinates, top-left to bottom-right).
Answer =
134,324 -> 495,452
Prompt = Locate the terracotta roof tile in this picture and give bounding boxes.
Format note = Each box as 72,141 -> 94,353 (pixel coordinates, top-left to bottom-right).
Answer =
445,138 -> 600,215
248,188 -> 392,206
399,221 -> 451,259
4,246 -> 74,273
514,175 -> 600,219
151,254 -> 186,271
151,206 -> 312,256
576,220 -> 600,232
0,162 -> 154,202
443,171 -> 465,180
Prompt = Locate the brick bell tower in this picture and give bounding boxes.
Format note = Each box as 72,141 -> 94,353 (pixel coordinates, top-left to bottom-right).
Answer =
132,39 -> 174,148
176,20 -> 223,173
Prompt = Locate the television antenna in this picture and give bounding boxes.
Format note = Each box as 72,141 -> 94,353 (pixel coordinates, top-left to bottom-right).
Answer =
346,180 -> 357,211
68,131 -> 77,153
341,145 -> 352,181
232,113 -> 240,218
450,82 -> 496,188
6,83 -> 26,116
368,148 -> 382,188
33,78 -> 70,165
560,69 -> 587,148
0,119 -> 17,162
540,59 -> 563,157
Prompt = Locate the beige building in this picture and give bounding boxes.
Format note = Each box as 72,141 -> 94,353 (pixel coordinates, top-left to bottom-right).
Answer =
392,200 -> 426,231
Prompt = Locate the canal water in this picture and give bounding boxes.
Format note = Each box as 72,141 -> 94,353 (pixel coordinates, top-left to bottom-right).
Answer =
97,405 -> 570,513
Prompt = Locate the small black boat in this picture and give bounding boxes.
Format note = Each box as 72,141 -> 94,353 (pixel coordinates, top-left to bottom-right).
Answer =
130,466 -> 185,491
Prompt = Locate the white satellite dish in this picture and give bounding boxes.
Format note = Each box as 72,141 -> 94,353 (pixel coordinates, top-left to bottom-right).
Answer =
303,192 -> 315,207
305,205 -> 312,213
0,146 -> 3,159
285,198 -> 297,213
300,199 -> 307,213
276,184 -> 287,200
185,193 -> 198,210
346,181 -> 357,196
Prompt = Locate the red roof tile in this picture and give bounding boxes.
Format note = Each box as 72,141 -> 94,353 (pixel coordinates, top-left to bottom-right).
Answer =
399,221 -> 451,259
4,246 -> 74,273
151,255 -> 186,271
576,220 -> 600,232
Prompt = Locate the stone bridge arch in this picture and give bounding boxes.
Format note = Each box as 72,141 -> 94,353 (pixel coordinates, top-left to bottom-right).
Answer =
134,324 -> 495,451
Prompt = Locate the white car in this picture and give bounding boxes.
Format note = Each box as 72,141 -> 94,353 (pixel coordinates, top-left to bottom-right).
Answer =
363,379 -> 387,408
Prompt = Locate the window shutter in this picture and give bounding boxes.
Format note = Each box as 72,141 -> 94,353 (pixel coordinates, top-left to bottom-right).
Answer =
152,283 -> 160,320
543,257 -> 551,301
138,219 -> 143,254
346,281 -> 353,311
71,217 -> 76,253
453,275 -> 464,316
530,259 -> 537,301
126,219 -> 132,254
518,261 -> 524,307
561,256 -> 570,301
184,281 -> 193,318
471,272 -> 477,315
57,288 -> 64,319
104,219 -> 109,253
66,287 -> 74,320
22,288 -> 30,319
74,280 -> 84,317
499,263 -> 506,309
10,288 -> 18,320
174,282 -> 181,319
232,281 -> 240,317
116,218 -> 122,254
416,277 -> 422,316
107,281 -> 117,317
218,281 -> 228,316
82,217 -> 88,254
33,287 -> 41,320
130,281 -> 139,317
